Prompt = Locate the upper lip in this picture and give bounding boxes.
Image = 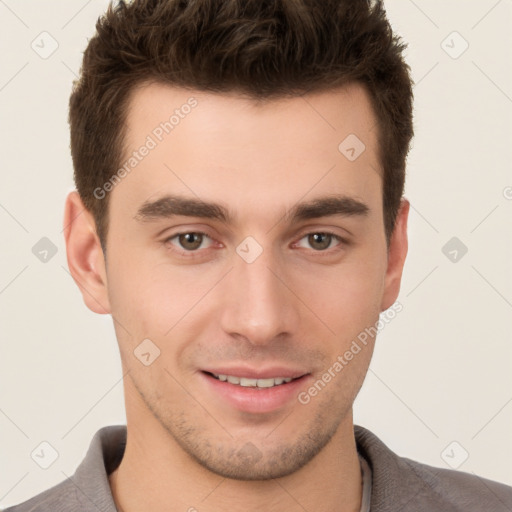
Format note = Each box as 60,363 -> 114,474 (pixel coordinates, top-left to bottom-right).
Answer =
202,366 -> 309,379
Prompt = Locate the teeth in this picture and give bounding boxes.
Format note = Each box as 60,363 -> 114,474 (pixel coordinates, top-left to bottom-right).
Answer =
240,377 -> 258,387
213,374 -> 295,388
256,378 -> 275,388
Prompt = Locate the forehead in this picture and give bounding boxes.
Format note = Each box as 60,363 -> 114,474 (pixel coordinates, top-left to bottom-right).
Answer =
124,81 -> 379,154
113,82 -> 382,225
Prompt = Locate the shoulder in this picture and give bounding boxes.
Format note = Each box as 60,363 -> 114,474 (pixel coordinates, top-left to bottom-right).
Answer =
2,425 -> 125,512
1,479 -> 78,512
401,454 -> 512,511
354,425 -> 512,511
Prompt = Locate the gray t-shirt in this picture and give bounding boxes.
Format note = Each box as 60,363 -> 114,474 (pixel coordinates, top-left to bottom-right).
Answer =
3,424 -> 512,511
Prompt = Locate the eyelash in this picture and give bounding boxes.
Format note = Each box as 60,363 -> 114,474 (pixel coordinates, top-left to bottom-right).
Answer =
163,230 -> 348,258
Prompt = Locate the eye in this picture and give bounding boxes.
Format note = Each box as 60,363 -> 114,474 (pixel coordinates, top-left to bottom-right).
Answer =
165,231 -> 214,252
295,232 -> 345,251
163,230 -> 347,257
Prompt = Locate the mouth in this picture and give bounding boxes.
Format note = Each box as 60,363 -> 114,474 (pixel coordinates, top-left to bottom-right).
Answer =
203,371 -> 301,389
199,369 -> 311,414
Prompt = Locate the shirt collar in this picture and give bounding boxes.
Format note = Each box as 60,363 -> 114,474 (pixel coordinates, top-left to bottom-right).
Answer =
72,425 -> 125,511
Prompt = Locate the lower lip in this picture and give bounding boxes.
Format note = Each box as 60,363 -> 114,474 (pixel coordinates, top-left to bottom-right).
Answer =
199,372 -> 310,414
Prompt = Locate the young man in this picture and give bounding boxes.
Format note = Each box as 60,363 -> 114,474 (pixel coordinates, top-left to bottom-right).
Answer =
5,0 -> 512,511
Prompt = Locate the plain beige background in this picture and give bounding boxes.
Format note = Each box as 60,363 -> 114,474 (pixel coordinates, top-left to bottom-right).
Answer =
1,0 -> 511,507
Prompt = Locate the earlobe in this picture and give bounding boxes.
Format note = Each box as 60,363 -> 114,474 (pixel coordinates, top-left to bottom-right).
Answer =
63,191 -> 111,314
380,198 -> 410,311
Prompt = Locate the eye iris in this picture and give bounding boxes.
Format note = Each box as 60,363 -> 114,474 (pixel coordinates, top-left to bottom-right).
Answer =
308,233 -> 331,250
175,233 -> 335,252
179,233 -> 203,250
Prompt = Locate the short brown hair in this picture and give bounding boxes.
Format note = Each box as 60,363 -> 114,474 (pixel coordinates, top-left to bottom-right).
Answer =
69,0 -> 414,250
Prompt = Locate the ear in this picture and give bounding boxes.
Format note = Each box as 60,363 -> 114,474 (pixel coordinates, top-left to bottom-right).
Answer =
63,191 -> 111,314
380,198 -> 409,311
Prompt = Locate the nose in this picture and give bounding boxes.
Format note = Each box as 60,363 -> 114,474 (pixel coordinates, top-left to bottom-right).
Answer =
218,243 -> 300,347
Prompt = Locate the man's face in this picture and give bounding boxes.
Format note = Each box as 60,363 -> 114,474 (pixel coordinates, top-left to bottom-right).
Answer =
95,82 -> 405,479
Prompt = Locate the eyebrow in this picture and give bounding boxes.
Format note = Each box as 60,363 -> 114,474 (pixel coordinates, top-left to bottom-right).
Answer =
134,194 -> 370,225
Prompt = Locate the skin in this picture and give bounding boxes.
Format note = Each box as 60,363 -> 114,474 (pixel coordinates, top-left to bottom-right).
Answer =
64,81 -> 409,512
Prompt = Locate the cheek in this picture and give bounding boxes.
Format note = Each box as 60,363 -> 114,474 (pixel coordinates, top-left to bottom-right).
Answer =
340,259 -> 385,315
106,251 -> 218,342
307,260 -> 384,398
296,250 -> 386,333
